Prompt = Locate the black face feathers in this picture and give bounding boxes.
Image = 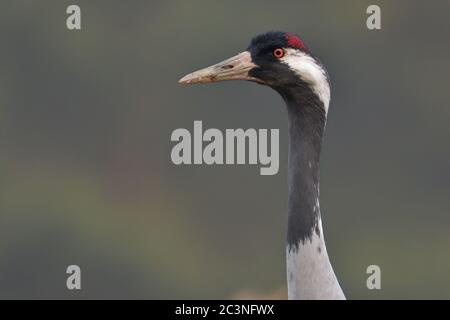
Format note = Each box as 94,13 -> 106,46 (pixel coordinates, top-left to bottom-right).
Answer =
246,31 -> 316,89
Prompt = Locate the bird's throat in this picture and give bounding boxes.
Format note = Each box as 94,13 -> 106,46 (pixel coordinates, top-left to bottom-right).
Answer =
282,86 -> 326,249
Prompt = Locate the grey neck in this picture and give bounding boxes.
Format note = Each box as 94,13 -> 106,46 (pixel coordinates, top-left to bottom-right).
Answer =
278,84 -> 345,299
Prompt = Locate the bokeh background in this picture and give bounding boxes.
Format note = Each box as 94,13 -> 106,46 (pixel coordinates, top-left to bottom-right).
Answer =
1,0 -> 450,299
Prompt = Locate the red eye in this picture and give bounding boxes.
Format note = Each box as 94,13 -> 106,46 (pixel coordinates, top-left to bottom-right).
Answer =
273,48 -> 285,58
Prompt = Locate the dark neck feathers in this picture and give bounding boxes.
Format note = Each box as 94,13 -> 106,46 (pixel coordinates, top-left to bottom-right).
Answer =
276,82 -> 327,251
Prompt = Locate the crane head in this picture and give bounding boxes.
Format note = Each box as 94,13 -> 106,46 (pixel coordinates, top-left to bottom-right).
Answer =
179,31 -> 329,95
178,31 -> 330,110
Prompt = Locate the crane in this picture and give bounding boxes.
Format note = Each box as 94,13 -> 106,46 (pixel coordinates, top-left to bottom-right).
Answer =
179,31 -> 345,300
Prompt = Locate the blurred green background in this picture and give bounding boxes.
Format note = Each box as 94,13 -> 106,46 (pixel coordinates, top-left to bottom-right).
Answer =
0,0 -> 450,299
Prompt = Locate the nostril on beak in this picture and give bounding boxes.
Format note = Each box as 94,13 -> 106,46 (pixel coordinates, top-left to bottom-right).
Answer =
221,65 -> 234,70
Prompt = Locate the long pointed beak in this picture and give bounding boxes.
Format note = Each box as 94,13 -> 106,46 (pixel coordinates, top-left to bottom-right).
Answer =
179,51 -> 262,85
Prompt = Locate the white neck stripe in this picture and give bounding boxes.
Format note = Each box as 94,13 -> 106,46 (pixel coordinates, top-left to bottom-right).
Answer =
280,49 -> 330,114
